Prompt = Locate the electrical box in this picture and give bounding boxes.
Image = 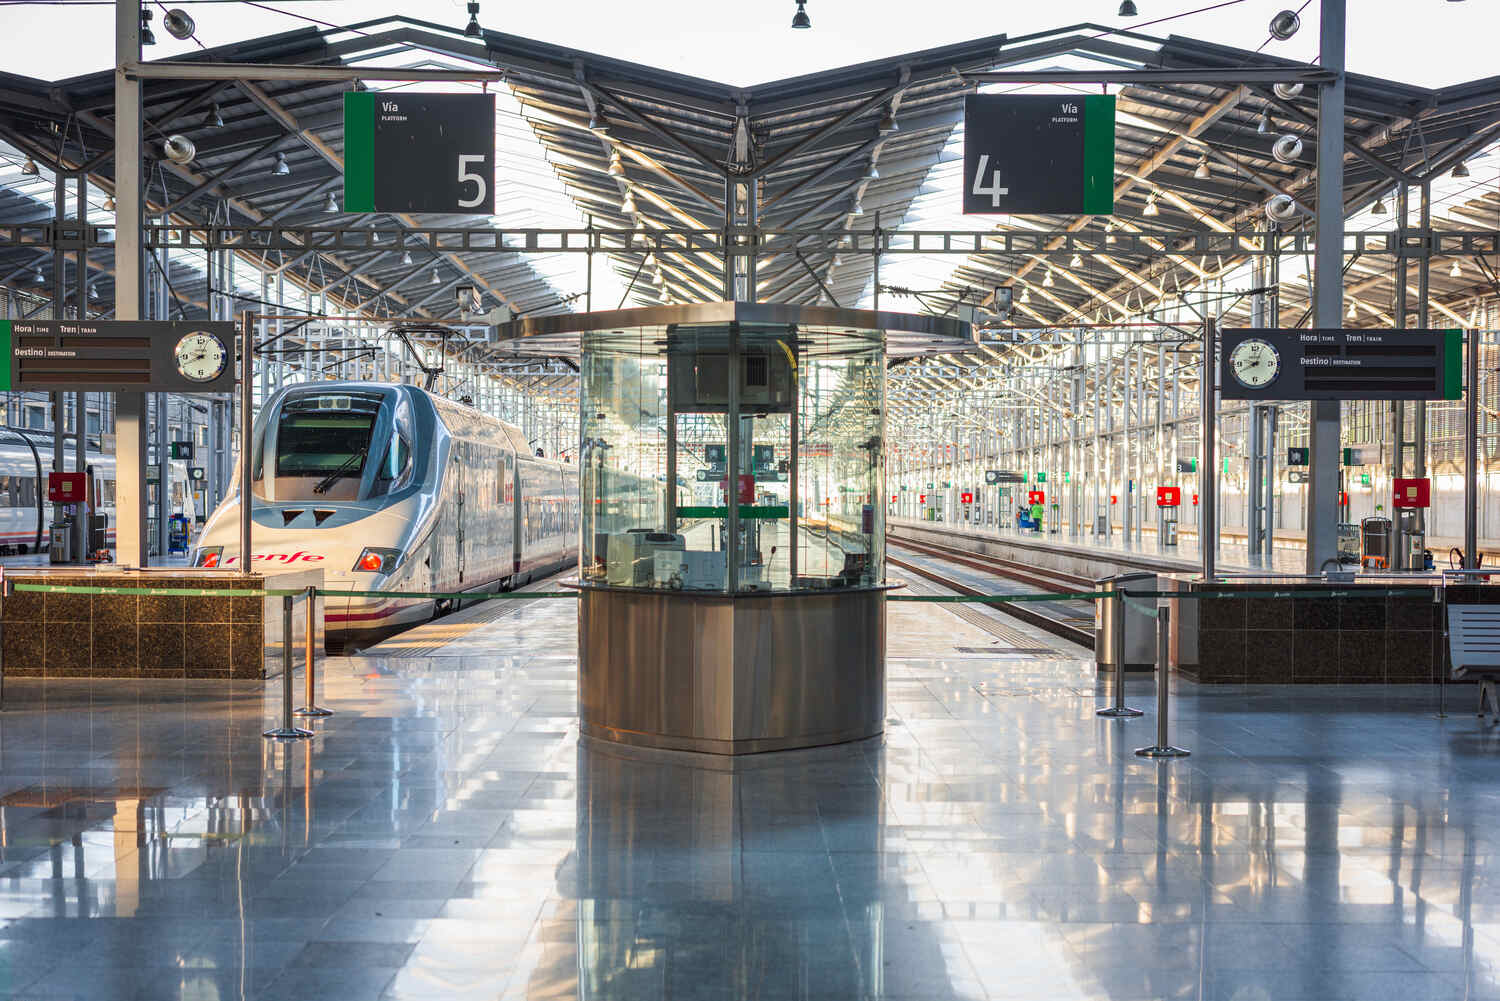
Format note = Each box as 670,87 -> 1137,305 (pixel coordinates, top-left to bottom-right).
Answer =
668,344 -> 794,413
47,471 -> 86,505
1027,490 -> 1045,505
961,491 -> 973,504
1393,477 -> 1431,508
1156,486 -> 1181,507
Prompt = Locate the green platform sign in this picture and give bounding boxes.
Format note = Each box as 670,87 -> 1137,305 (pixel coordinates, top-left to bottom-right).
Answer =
344,92 -> 495,214
962,94 -> 1115,215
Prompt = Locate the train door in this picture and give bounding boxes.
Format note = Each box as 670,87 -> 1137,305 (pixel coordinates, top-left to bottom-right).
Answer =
511,462 -> 524,579
455,443 -> 467,585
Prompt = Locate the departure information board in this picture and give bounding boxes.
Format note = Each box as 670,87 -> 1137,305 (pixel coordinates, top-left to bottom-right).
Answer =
0,319 -> 236,393
1219,328 -> 1462,401
962,94 -> 1115,215
343,92 -> 495,214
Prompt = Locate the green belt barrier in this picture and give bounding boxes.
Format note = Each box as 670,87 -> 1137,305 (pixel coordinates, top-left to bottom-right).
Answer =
9,583 -> 578,600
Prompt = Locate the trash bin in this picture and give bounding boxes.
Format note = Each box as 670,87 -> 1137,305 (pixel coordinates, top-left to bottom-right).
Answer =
1162,521 -> 1178,546
1360,516 -> 1391,570
1095,571 -> 1159,672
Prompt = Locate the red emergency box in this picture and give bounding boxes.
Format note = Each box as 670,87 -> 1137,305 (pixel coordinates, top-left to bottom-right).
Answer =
1027,490 -> 1045,505
1393,477 -> 1431,508
961,491 -> 973,504
1156,486 -> 1181,507
47,471 -> 85,504
1109,494 -> 1117,505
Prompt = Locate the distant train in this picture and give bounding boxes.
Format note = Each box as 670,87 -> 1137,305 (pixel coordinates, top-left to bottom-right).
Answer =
193,383 -> 580,650
0,430 -> 197,554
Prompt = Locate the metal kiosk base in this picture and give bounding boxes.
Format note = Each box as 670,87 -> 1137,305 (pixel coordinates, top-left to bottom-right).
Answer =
575,584 -> 889,755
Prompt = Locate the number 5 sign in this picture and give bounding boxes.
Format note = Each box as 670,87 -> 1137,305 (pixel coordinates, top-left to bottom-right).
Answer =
962,94 -> 1114,216
344,92 -> 496,215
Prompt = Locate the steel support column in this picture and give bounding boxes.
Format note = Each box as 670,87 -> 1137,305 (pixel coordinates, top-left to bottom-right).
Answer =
114,0 -> 148,567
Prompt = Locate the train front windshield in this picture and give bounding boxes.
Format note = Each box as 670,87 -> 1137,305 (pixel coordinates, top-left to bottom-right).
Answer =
256,393 -> 410,502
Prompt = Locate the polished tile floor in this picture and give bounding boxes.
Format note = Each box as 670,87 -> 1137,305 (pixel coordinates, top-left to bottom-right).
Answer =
0,593 -> 1494,1000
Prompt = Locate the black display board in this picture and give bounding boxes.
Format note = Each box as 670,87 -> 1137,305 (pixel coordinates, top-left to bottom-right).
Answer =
962,94 -> 1114,215
0,319 -> 236,393
1219,328 -> 1463,401
344,92 -> 496,214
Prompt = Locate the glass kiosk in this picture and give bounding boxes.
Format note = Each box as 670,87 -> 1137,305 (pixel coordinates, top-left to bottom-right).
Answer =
494,302 -> 975,754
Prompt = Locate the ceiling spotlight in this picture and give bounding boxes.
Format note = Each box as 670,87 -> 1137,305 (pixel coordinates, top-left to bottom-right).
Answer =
32,267 -> 45,285
1347,300 -> 1357,319
103,195 -> 114,211
161,134 -> 195,165
19,155 -> 38,176
607,152 -> 624,176
1453,161 -> 1471,178
1273,82 -> 1304,101
1256,109 -> 1271,134
1272,133 -> 1304,164
1451,259 -> 1463,278
620,191 -> 637,215
1118,0 -> 1138,14
1069,252 -> 1082,267
162,8 -> 195,40
877,108 -> 898,134
587,111 -> 609,134
206,103 -> 224,128
1143,192 -> 1159,216
1268,9 -> 1301,41
866,161 -> 881,181
791,0 -> 811,29
1265,193 -> 1298,223
1042,269 -> 1055,288
651,269 -> 664,286
324,192 -> 339,213
1371,196 -> 1387,215
1019,288 -> 1030,304
431,268 -> 441,286
464,2 -> 482,38
88,282 -> 98,302
849,196 -> 864,216
1194,155 -> 1211,179
401,249 -> 413,266
140,9 -> 155,46
272,152 -> 290,176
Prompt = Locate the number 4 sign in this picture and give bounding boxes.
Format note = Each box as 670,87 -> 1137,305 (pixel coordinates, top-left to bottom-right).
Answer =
971,155 -> 1010,208
962,94 -> 1115,216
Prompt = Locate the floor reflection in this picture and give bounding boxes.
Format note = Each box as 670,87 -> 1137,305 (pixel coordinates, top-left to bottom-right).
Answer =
0,596 -> 1491,999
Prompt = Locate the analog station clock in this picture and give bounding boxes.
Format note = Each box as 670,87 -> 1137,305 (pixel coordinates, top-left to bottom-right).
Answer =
1228,337 -> 1280,389
173,331 -> 228,383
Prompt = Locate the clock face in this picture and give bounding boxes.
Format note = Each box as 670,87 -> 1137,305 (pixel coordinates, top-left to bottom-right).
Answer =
1229,337 -> 1280,389
174,331 -> 227,383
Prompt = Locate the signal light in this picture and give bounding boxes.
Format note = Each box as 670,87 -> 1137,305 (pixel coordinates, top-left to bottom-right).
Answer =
201,552 -> 219,568
358,552 -> 384,572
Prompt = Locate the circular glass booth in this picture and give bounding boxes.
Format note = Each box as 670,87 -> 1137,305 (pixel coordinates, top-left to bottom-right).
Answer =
493,302 -> 975,754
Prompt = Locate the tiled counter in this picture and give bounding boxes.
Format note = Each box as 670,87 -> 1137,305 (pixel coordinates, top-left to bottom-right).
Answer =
1165,574 -> 1458,684
0,567 -> 323,679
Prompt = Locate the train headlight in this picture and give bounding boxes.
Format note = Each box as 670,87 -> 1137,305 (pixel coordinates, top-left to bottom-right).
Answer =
354,547 -> 401,574
194,547 -> 223,568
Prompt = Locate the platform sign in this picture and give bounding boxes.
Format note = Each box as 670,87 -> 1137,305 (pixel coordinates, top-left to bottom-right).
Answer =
189,467 -> 205,482
1287,447 -> 1309,466
1220,328 -> 1462,401
169,441 -> 193,460
344,92 -> 495,214
0,319 -> 235,393
985,469 -> 1025,484
1342,446 -> 1374,466
1034,472 -> 1047,483
1176,458 -> 1196,473
962,94 -> 1115,215
1288,470 -> 1309,483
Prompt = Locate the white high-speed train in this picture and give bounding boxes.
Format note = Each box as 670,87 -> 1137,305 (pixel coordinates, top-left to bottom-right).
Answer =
0,431 -> 197,554
192,383 -> 579,650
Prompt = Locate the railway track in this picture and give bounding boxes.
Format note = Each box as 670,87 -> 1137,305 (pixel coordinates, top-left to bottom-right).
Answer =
886,532 -> 1096,649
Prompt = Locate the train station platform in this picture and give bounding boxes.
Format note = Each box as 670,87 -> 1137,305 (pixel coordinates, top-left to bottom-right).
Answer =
0,579 -> 1490,1000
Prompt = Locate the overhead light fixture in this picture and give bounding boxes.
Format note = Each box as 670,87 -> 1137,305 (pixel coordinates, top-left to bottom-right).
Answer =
587,111 -> 609,134
1265,194 -> 1298,222
161,134 -> 195,165
1194,155 -> 1211,179
1069,252 -> 1082,267
140,9 -> 155,46
1257,109 -> 1272,135
1453,161 -> 1471,178
464,1 -> 482,38
791,0 -> 811,29
1268,9 -> 1301,41
431,268 -> 441,286
401,249 -> 413,266
103,195 -> 114,211
1451,259 -> 1463,278
620,191 -> 637,215
19,155 -> 38,176
1371,196 -> 1387,215
32,267 -> 45,285
1347,300 -> 1357,319
1273,82 -> 1304,101
850,196 -> 864,216
88,282 -> 98,302
607,152 -> 624,176
324,192 -> 339,213
1143,192 -> 1159,216
866,161 -> 880,181
1118,0 -> 1138,14
1019,288 -> 1030,304
1042,269 -> 1055,288
272,152 -> 290,176
163,8 -> 195,40
1272,133 -> 1304,164
206,103 -> 224,128
651,269 -> 664,286
877,108 -> 898,134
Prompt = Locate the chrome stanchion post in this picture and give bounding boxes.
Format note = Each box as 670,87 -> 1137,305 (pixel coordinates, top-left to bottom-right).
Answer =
264,593 -> 312,740
1098,586 -> 1142,718
1136,602 -> 1189,758
294,585 -> 332,718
